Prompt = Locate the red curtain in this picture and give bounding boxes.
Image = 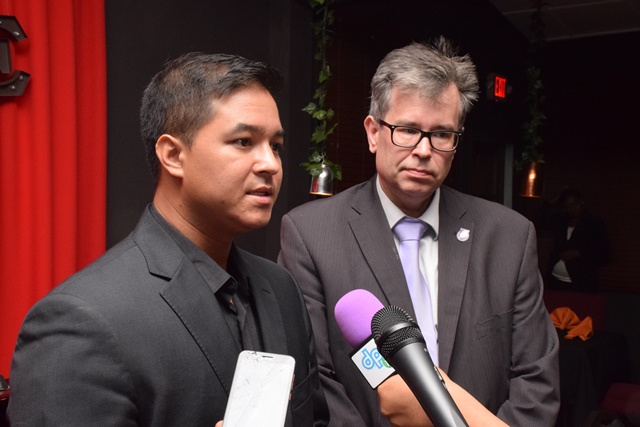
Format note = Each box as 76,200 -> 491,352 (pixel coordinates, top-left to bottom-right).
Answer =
0,0 -> 106,376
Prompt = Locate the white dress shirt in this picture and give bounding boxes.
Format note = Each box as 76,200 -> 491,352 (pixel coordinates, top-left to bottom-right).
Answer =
376,176 -> 440,333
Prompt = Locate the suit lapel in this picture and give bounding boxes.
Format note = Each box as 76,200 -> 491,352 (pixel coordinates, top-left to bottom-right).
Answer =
437,187 -> 473,371
349,178 -> 416,315
158,250 -> 290,395
160,265 -> 240,393
133,207 -> 240,394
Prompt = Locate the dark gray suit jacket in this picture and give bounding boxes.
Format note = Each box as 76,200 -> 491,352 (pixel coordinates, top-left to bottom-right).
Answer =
8,205 -> 329,426
278,177 -> 559,426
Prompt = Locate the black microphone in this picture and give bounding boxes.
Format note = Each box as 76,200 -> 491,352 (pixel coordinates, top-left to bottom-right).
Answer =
371,306 -> 469,427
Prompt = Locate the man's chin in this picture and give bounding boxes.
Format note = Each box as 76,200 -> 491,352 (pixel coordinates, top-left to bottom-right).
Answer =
240,215 -> 272,233
400,181 -> 437,198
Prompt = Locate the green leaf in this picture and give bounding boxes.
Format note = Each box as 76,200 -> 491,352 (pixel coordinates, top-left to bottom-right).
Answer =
331,164 -> 342,180
302,102 -> 317,115
312,110 -> 328,121
309,151 -> 324,163
325,108 -> 334,121
311,128 -> 327,143
319,65 -> 332,83
300,162 -> 323,177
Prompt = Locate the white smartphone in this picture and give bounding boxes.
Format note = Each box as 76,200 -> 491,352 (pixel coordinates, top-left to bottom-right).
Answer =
223,350 -> 296,427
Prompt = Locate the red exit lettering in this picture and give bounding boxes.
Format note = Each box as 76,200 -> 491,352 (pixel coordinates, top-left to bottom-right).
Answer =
494,76 -> 507,99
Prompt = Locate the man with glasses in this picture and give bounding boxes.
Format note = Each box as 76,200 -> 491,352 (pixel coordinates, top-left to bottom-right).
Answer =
279,37 -> 559,426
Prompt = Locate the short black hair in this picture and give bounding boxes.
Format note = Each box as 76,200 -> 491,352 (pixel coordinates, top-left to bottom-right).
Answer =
139,53 -> 283,181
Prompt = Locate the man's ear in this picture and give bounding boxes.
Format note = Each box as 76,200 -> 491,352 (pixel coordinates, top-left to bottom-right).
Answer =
155,134 -> 186,178
364,115 -> 380,154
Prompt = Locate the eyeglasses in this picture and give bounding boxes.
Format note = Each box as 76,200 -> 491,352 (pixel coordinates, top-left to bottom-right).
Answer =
378,119 -> 462,152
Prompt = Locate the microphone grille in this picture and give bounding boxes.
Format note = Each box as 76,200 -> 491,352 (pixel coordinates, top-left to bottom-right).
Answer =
371,306 -> 424,360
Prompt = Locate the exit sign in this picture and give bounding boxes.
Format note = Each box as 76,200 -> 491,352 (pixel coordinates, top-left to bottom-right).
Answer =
486,73 -> 509,102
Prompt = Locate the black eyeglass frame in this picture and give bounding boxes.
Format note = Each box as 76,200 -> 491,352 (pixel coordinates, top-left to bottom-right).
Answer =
378,119 -> 463,152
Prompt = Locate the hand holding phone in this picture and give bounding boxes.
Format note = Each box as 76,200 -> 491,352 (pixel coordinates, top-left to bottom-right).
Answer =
223,351 -> 295,427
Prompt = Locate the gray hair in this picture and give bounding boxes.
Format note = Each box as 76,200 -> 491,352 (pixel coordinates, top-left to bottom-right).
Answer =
369,37 -> 479,127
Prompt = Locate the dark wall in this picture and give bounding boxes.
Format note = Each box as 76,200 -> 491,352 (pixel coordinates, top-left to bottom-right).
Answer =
519,32 -> 640,294
105,0 -> 316,260
535,33 -> 640,380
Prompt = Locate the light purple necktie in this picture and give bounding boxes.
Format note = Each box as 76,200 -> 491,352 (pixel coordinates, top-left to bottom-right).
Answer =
394,217 -> 438,366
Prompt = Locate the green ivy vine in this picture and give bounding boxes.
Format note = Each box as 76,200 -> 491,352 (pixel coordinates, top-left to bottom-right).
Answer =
518,0 -> 547,170
300,0 -> 342,180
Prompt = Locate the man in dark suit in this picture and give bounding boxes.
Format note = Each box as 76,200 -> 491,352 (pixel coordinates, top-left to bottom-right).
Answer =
8,53 -> 328,426
278,38 -> 559,426
544,188 -> 611,292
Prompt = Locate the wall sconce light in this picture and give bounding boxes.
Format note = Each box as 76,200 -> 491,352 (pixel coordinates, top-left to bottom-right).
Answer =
309,163 -> 333,196
520,162 -> 543,198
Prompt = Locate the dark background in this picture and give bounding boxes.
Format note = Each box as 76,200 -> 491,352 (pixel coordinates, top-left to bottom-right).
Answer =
105,0 -> 640,382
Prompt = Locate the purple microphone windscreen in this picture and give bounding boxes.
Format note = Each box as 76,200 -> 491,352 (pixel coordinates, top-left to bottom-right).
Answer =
334,289 -> 384,348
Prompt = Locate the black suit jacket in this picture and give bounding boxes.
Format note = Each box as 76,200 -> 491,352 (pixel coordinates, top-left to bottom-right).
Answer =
8,205 -> 329,426
279,177 -> 560,426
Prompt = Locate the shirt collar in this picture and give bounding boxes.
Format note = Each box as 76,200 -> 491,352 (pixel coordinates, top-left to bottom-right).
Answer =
149,203 -> 237,294
375,175 -> 440,240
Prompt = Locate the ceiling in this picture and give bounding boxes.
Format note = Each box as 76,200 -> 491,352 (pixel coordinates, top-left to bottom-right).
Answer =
488,0 -> 640,41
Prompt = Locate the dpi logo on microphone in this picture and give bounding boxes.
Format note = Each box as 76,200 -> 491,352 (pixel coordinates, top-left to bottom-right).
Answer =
360,347 -> 391,370
351,337 -> 395,388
